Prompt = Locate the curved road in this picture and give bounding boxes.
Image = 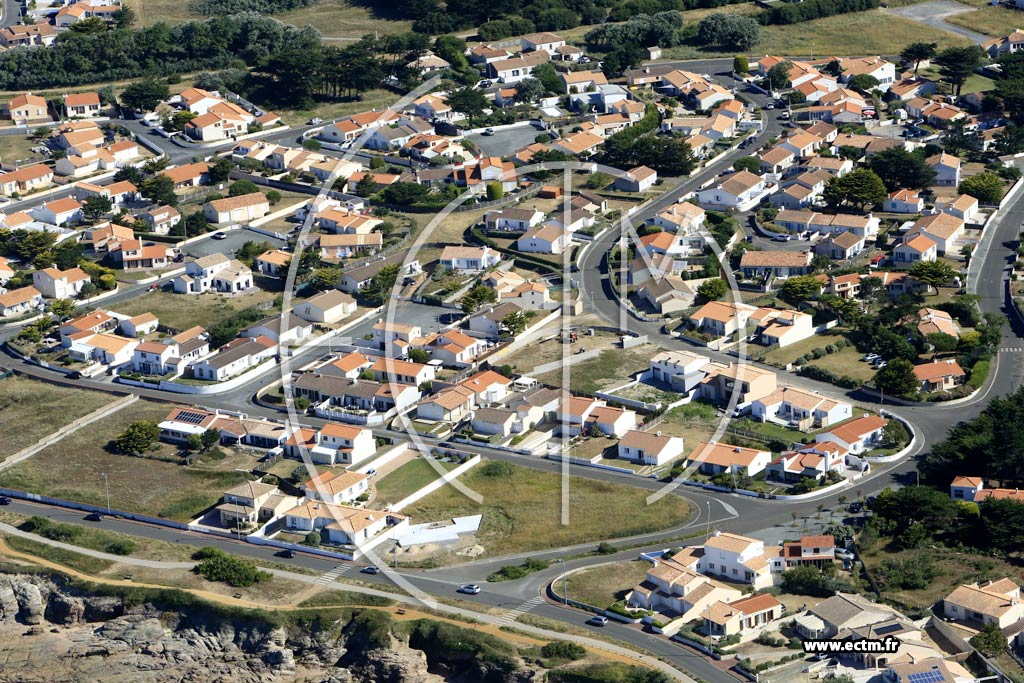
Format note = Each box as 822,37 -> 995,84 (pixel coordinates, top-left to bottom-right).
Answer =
3,58 -> 1024,681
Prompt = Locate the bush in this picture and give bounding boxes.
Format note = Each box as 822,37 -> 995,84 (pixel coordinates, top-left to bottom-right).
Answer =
541,641 -> 586,660
193,547 -> 271,587
597,541 -> 617,555
105,540 -> 136,555
480,461 -> 514,477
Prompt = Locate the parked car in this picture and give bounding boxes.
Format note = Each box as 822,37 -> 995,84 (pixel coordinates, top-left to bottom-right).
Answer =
873,360 -> 887,369
847,501 -> 863,513
361,566 -> 381,575
458,584 -> 481,595
211,232 -> 227,240
478,80 -> 493,89
0,497 -> 10,506
579,56 -> 591,64
835,549 -> 855,560
308,117 -> 323,125
778,111 -> 791,120
764,103 -> 775,110
773,234 -> 790,242
587,616 -> 609,627
366,469 -> 377,477
862,353 -> 880,362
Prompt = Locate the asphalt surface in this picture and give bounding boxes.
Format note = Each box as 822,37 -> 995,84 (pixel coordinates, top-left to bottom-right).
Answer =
3,57 -> 1024,681
184,228 -> 287,259
884,0 -> 990,45
467,125 -> 542,157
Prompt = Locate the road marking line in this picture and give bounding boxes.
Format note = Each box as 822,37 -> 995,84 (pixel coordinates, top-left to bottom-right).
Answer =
315,564 -> 351,585
496,595 -> 545,625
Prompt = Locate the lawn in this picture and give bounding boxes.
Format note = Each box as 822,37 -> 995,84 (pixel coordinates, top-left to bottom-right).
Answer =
111,289 -> 277,333
656,401 -> 720,448
272,89 -> 401,127
371,456 -> 457,510
562,561 -> 652,609
0,133 -> 43,168
662,8 -> 970,59
944,5 -> 1022,37
0,400 -> 251,521
763,334 -> 877,385
0,377 -> 116,460
400,462 -> 693,559
761,331 -> 852,368
536,347 -> 659,393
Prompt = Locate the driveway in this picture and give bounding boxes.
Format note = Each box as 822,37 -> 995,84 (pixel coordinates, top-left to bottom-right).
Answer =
467,125 -> 542,157
884,0 -> 990,45
183,228 -> 287,259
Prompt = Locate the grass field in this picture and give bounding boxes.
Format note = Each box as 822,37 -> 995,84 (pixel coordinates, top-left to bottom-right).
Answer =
400,462 -> 692,559
371,456 -> 456,509
0,377 -> 116,460
0,400 -> 251,521
860,539 -> 1024,610
273,89 -> 400,127
536,347 -> 658,393
660,8 -> 971,59
112,289 -> 277,333
127,0 -> 413,38
943,5 -> 1021,37
562,561 -> 651,609
0,134 -> 42,168
656,402 -> 720,449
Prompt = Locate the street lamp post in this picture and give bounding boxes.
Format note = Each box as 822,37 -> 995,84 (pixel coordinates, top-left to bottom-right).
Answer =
100,472 -> 110,515
559,558 -> 568,605
705,501 -> 711,539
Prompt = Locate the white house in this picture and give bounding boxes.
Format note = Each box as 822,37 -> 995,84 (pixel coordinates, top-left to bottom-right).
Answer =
32,267 -> 90,299
697,532 -> 784,589
302,470 -> 370,505
203,192 -> 269,224
883,189 -> 924,214
695,171 -> 768,212
241,312 -> 313,345
819,415 -> 888,454
928,152 -> 961,187
484,207 -> 544,231
189,336 -> 275,381
516,223 -> 570,254
172,254 -> 253,294
751,387 -> 852,429
618,430 -> 686,466
687,441 -> 772,477
893,234 -> 938,265
294,290 -> 356,325
615,165 -> 658,192
438,245 -> 502,273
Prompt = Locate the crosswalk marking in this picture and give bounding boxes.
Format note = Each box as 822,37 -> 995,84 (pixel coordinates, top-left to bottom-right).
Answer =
496,596 -> 545,626
315,564 -> 351,585
1001,347 -> 1024,353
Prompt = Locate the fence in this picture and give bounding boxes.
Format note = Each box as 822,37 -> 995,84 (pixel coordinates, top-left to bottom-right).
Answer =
0,394 -> 138,471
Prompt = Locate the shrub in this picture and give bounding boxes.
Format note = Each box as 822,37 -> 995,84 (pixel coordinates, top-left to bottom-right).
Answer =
597,541 -> 617,555
105,540 -> 136,555
193,547 -> 271,587
480,461 -> 514,477
294,396 -> 310,411
541,641 -> 586,660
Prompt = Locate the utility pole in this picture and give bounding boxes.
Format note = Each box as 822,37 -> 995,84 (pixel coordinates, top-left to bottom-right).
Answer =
100,472 -> 110,515
705,501 -> 711,539
559,558 -> 568,604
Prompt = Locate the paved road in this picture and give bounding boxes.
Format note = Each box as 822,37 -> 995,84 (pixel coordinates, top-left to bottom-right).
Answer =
884,0 -> 990,45
3,57 -> 1023,680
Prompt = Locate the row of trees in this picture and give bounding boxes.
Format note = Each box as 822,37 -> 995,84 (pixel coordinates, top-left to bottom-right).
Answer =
0,13 -> 319,91
760,0 -> 879,25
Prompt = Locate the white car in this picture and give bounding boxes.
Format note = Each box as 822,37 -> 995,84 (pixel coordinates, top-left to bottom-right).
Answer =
863,353 -> 880,362
458,584 -> 481,595
587,616 -> 609,627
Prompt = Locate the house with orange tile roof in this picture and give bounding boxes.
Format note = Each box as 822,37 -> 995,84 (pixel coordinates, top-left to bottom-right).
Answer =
883,189 -> 924,214
982,29 -> 1024,59
417,384 -> 476,422
203,192 -> 269,224
618,430 -> 686,466
943,578 -> 1024,629
6,93 -> 48,124
284,499 -> 407,547
302,470 -> 369,505
687,440 -> 772,476
0,285 -> 42,316
950,475 -> 984,501
766,441 -> 847,483
695,170 -> 769,212
63,92 -> 102,117
941,193 -> 981,224
67,332 -> 139,366
703,593 -> 784,638
782,534 -> 836,569
0,164 -> 52,195
32,266 -> 90,299
410,329 -> 486,367
253,249 -> 291,276
751,386 -> 852,429
370,357 -> 435,386
117,239 -> 170,272
161,162 -> 209,188
818,415 -> 888,454
294,289 -> 356,325
892,234 -> 938,265
689,300 -> 758,337
912,358 -> 966,392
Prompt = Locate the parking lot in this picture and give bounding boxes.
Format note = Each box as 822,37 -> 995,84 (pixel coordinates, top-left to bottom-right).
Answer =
184,228 -> 288,259
467,125 -> 543,157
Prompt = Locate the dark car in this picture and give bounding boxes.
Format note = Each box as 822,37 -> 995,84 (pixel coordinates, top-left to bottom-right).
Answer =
66,371 -> 83,380
0,497 -> 11,505
277,549 -> 294,559
847,501 -> 863,513
361,566 -> 381,575
85,512 -> 104,522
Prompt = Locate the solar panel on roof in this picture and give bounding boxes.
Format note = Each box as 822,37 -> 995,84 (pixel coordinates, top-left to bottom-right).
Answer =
873,623 -> 902,635
175,410 -> 208,425
907,668 -> 945,683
